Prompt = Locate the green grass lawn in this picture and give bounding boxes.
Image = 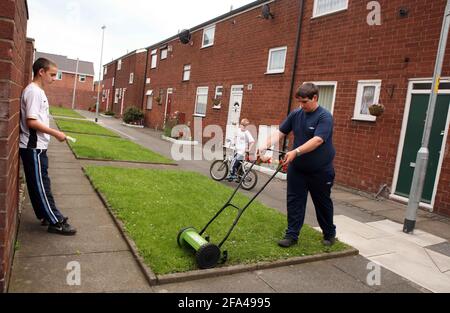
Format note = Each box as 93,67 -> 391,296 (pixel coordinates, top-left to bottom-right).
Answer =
84,166 -> 349,275
55,118 -> 120,137
67,133 -> 173,164
50,106 -> 85,119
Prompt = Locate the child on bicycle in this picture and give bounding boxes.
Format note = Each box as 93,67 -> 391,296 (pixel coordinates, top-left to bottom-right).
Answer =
226,118 -> 255,182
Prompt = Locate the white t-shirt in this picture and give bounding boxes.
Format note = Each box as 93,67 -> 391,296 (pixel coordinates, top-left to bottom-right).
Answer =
233,128 -> 255,155
19,83 -> 51,149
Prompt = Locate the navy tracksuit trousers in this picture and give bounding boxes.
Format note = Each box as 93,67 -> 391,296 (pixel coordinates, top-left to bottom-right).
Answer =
286,164 -> 336,241
20,148 -> 64,225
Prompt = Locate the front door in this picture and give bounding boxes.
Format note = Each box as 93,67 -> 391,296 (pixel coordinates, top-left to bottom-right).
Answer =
395,92 -> 450,204
225,85 -> 244,147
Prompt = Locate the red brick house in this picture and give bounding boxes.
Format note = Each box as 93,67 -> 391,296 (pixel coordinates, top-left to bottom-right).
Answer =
134,0 -> 450,217
34,51 -> 98,111
102,49 -> 148,117
0,0 -> 33,292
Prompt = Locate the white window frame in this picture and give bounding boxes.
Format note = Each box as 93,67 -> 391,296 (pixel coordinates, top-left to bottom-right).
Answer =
79,74 -> 86,82
146,90 -> 154,110
202,25 -> 216,48
118,59 -> 122,71
194,87 -> 209,117
129,73 -> 134,84
213,86 -> 223,108
266,46 -> 287,74
56,71 -> 62,80
183,64 -> 191,81
352,80 -> 382,122
313,0 -> 348,18
112,77 -> 115,86
151,49 -> 157,69
104,67 -> 107,75
160,48 -> 168,60
312,81 -> 338,114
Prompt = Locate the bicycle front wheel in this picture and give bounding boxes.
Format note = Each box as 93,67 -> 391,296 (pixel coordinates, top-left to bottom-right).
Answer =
241,169 -> 258,190
210,160 -> 229,181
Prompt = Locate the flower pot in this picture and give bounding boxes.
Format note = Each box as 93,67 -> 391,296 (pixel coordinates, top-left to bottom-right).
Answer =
369,104 -> 385,117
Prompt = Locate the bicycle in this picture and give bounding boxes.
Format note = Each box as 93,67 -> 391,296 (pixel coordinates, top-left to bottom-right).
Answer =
209,149 -> 258,191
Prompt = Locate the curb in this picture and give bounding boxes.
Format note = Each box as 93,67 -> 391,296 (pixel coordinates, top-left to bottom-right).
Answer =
81,168 -> 359,287
122,122 -> 144,129
161,135 -> 199,146
82,167 -> 159,286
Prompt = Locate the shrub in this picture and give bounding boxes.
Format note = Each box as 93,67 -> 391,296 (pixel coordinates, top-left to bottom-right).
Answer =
103,110 -> 115,116
123,106 -> 144,124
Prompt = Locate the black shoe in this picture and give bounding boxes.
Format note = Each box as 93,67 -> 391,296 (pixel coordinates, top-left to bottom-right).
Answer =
278,237 -> 298,248
48,218 -> 77,236
41,219 -> 49,226
322,236 -> 336,247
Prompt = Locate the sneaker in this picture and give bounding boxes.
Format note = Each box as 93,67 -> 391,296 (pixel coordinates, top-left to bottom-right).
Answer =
226,175 -> 237,182
48,218 -> 77,236
278,237 -> 298,248
40,219 -> 49,226
322,236 -> 336,247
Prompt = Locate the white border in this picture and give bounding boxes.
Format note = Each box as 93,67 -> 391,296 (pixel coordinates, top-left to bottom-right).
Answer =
390,79 -> 450,211
201,24 -> 216,49
352,80 -> 381,122
266,46 -> 287,74
194,86 -> 209,117
312,81 -> 338,114
312,0 -> 348,19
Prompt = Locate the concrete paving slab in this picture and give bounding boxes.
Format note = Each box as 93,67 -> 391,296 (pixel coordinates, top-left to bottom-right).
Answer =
154,272 -> 274,293
49,162 -> 82,169
333,203 -> 385,223
350,199 -> 395,213
47,183 -> 96,196
9,251 -> 151,293
371,252 -> 450,293
51,195 -> 105,210
424,249 -> 450,273
367,220 -> 446,247
50,175 -> 89,185
425,242 -> 450,257
331,191 -> 366,202
334,215 -> 388,239
375,208 -> 429,224
48,169 -> 86,178
255,261 -> 374,293
416,220 -> 450,241
375,283 -> 428,293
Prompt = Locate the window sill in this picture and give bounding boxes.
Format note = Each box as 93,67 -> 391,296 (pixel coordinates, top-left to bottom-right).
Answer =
351,116 -> 377,122
201,44 -> 214,49
265,70 -> 285,75
212,105 -> 221,110
193,114 -> 206,118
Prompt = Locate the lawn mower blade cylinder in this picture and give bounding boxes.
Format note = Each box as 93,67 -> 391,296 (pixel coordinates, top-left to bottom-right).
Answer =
177,227 -> 221,269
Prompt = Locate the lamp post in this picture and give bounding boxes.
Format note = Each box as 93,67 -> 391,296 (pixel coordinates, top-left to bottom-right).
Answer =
95,25 -> 106,123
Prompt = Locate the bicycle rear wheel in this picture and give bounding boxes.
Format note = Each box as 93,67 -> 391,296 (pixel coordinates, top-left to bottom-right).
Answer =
241,169 -> 258,190
210,160 -> 229,181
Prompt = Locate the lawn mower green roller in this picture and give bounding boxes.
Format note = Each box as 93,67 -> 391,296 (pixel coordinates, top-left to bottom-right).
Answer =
177,149 -> 287,269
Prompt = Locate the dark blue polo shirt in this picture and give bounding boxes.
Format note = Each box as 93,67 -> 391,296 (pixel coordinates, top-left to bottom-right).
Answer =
279,106 -> 335,173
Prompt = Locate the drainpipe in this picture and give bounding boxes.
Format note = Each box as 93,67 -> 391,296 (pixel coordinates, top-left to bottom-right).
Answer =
141,48 -> 150,111
282,0 -> 305,153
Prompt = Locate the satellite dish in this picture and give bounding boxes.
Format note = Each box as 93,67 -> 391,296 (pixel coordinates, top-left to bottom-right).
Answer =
261,4 -> 274,19
179,29 -> 192,44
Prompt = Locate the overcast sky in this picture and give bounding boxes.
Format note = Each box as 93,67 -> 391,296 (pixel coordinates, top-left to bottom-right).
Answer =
27,0 -> 256,79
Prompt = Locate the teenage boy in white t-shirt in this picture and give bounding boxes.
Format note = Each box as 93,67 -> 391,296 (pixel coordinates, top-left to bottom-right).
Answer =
226,119 -> 255,181
19,58 -> 77,235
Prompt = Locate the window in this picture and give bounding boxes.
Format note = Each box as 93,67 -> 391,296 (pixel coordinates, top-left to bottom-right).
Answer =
129,73 -> 134,84
202,25 -> 215,48
313,0 -> 348,18
266,47 -> 287,74
353,80 -> 382,121
146,78 -> 151,84
161,48 -> 168,60
213,86 -> 223,108
114,89 -> 119,104
194,87 -> 209,116
118,59 -> 122,70
56,71 -> 62,80
146,90 -> 153,110
104,67 -> 107,75
112,77 -> 115,86
313,82 -> 337,113
183,64 -> 191,81
79,75 -> 86,82
151,49 -> 157,69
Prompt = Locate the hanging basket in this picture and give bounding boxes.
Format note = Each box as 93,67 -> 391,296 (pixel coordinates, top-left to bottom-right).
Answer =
368,104 -> 385,117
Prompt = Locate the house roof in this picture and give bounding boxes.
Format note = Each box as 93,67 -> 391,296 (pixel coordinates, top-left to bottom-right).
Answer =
35,51 -> 95,76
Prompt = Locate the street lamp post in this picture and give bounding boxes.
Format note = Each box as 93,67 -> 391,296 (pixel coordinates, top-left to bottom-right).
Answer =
95,25 -> 106,123
403,0 -> 450,233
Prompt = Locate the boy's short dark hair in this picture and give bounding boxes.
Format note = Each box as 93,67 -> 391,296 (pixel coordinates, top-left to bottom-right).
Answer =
33,58 -> 57,77
295,83 -> 319,100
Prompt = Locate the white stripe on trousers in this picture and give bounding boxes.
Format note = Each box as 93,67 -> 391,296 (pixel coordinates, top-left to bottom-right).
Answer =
36,150 -> 58,224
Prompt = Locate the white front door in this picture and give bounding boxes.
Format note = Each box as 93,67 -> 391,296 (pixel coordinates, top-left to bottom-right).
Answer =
225,85 -> 244,147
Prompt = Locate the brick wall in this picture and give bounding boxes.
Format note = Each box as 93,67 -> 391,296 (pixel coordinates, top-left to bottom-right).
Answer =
0,0 -> 30,292
44,74 -> 100,111
110,50 -> 147,117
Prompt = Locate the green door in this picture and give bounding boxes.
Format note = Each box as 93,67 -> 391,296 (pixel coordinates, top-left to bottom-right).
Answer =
395,94 -> 449,203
